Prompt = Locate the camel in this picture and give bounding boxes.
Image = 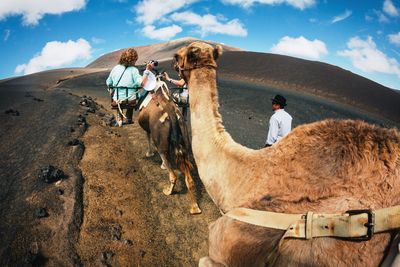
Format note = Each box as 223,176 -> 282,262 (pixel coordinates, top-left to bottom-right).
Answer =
137,83 -> 201,215
173,41 -> 400,266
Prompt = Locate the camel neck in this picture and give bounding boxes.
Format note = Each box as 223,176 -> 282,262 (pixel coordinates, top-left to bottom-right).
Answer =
188,68 -> 253,211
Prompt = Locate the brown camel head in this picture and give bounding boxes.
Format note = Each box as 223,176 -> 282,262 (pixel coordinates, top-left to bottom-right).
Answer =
173,41 -> 223,82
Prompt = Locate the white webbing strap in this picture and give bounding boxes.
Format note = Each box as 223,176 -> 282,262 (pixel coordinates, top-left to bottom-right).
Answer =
225,205 -> 400,240
114,91 -> 138,119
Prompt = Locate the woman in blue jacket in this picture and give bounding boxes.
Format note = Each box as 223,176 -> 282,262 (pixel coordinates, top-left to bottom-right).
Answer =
106,48 -> 143,126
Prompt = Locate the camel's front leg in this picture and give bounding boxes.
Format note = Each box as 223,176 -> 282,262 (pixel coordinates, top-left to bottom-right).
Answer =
159,153 -> 177,195
145,132 -> 155,157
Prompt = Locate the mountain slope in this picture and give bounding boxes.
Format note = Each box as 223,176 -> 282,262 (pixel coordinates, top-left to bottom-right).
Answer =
86,37 -> 242,68
217,51 -> 400,123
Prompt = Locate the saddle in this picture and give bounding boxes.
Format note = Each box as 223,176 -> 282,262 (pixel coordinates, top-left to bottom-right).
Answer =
108,66 -> 143,110
110,87 -> 141,110
139,80 -> 170,111
170,87 -> 189,107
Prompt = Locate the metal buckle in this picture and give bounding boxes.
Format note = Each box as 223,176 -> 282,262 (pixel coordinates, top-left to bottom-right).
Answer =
345,209 -> 375,241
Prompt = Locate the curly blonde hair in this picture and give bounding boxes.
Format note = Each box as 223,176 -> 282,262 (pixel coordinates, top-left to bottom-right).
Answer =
119,48 -> 138,67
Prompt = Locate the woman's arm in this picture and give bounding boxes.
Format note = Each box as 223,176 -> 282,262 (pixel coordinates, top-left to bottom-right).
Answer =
170,78 -> 186,87
106,67 -> 115,87
164,72 -> 185,87
141,62 -> 154,87
131,67 -> 143,87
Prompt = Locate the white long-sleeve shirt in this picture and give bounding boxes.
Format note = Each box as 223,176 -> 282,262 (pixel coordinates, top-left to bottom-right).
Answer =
266,109 -> 292,145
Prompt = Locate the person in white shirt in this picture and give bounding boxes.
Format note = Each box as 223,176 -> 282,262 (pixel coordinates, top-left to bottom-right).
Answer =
265,94 -> 292,147
163,72 -> 189,120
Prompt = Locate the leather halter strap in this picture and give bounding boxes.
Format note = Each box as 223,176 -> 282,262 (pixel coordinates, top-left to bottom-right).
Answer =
176,60 -> 217,73
178,63 -> 217,72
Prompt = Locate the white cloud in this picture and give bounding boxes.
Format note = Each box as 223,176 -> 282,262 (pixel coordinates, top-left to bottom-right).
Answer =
4,29 -> 10,41
15,38 -> 92,75
170,11 -> 247,37
383,0 -> 399,17
270,36 -> 328,60
331,9 -> 352,24
370,9 -> 390,23
378,12 -> 390,23
142,24 -> 182,40
338,36 -> 400,77
221,0 -> 316,10
91,37 -> 105,44
388,32 -> 400,46
365,14 -> 374,22
134,0 -> 198,25
0,0 -> 86,25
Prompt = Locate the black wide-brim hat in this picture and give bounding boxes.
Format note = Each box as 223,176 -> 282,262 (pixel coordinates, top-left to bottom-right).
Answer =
271,94 -> 287,107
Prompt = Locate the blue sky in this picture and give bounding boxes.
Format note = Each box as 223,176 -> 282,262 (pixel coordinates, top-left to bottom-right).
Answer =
1,0 -> 400,89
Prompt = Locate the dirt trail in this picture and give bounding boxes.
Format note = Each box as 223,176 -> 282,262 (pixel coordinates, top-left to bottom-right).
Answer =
76,105 -> 220,266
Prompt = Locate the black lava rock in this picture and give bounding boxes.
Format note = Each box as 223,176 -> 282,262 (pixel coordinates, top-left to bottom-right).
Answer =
100,251 -> 114,263
80,95 -> 97,110
26,251 -> 47,265
110,225 -> 122,241
33,98 -> 44,102
5,109 -> 19,116
123,239 -> 133,246
35,207 -> 48,218
102,114 -> 116,127
67,139 -> 83,146
77,115 -> 86,124
39,165 -> 64,183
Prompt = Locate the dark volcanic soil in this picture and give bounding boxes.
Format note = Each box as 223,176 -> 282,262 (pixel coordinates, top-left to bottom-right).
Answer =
0,66 -> 398,266
0,78 -> 87,266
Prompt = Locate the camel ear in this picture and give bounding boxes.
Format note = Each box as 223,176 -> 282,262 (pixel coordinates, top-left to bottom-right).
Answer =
187,47 -> 200,61
213,45 -> 223,60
